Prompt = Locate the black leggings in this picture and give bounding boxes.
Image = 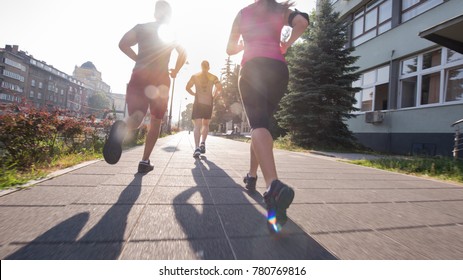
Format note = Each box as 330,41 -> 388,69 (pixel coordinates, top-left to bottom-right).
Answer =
239,58 -> 289,130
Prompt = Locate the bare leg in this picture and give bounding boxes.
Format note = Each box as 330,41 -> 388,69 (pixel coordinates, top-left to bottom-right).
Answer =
201,119 -> 210,143
248,142 -> 259,178
193,118 -> 202,148
125,111 -> 145,130
142,118 -> 162,161
251,128 -> 277,187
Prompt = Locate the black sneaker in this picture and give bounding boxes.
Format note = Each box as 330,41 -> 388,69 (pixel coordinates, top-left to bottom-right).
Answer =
243,173 -> 257,192
264,180 -> 295,234
103,120 -> 127,165
199,142 -> 206,154
193,148 -> 201,158
138,160 -> 154,173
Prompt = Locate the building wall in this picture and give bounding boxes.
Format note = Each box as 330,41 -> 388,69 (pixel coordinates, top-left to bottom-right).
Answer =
0,45 -> 28,104
329,0 -> 463,156
0,45 -> 88,114
348,103 -> 463,155
352,0 -> 463,71
73,64 -> 111,94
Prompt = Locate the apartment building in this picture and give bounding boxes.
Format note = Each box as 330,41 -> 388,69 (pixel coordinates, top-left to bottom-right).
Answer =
328,0 -> 463,156
0,45 -> 88,114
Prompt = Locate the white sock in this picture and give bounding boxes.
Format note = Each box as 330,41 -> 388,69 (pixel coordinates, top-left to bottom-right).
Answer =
140,160 -> 149,164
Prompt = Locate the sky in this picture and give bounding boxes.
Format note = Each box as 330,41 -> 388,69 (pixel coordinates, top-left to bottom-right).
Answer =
1,0 -> 316,122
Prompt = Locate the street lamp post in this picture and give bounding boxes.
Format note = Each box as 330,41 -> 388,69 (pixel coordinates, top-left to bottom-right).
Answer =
167,77 -> 176,134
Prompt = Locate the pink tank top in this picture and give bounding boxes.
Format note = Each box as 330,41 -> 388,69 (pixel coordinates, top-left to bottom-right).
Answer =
240,4 -> 286,66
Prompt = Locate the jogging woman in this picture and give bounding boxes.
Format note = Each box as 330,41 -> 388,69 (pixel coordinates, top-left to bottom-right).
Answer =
226,0 -> 309,232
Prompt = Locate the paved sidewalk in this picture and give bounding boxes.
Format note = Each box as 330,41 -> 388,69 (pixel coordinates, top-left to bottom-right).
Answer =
1,132 -> 463,260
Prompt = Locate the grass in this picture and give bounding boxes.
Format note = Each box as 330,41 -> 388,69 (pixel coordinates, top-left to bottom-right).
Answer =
224,134 -> 463,184
351,157 -> 463,183
0,151 -> 103,190
0,131 -> 163,190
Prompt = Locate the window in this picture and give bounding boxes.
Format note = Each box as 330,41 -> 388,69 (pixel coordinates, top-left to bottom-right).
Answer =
2,70 -> 25,82
352,0 -> 392,46
446,67 -> 463,102
423,49 -> 441,70
399,48 -> 463,108
353,65 -> 390,112
1,81 -> 23,93
37,92 -> 42,99
4,58 -> 26,71
421,72 -> 440,105
402,0 -> 444,22
402,57 -> 418,75
447,50 -> 463,64
31,79 -> 36,87
39,82 -> 43,89
30,91 -> 34,98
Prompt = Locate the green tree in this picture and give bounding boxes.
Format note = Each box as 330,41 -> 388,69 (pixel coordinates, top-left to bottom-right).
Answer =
277,0 -> 360,148
211,57 -> 241,132
181,102 -> 194,131
87,92 -> 110,117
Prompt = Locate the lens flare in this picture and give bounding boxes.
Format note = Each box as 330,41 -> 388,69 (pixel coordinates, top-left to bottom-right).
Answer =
267,209 -> 281,233
144,85 -> 159,100
158,24 -> 174,43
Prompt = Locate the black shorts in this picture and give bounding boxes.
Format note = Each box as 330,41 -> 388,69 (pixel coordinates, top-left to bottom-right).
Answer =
239,58 -> 289,130
192,103 -> 213,119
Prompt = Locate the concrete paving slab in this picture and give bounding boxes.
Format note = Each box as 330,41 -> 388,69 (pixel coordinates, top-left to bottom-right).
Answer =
216,205 -> 305,238
101,174 -> 162,187
1,132 -> 463,260
230,234 -> 337,260
0,186 -> 90,206
156,175 -> 207,187
313,231 -> 423,259
209,188 -> 262,205
4,242 -> 124,260
37,174 -> 113,187
148,186 -> 213,205
415,201 -> 463,218
381,225 -> 463,259
287,204 -> 369,234
75,185 -> 155,205
120,239 -> 234,260
130,205 -> 225,240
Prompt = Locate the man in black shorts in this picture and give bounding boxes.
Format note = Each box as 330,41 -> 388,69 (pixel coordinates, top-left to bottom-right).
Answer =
185,60 -> 222,158
103,0 -> 187,173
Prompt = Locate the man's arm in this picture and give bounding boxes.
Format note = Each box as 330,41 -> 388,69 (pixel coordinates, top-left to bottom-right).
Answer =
119,27 -> 138,62
170,44 -> 187,78
185,76 -> 196,96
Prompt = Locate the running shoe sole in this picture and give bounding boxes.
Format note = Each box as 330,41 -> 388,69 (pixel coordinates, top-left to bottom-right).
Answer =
266,184 -> 295,234
103,120 -> 126,165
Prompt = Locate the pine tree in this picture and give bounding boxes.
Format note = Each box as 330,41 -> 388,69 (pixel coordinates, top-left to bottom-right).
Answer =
211,57 -> 241,132
277,0 -> 360,148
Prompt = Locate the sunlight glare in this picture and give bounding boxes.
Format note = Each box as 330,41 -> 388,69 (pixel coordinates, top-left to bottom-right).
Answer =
158,23 -> 175,43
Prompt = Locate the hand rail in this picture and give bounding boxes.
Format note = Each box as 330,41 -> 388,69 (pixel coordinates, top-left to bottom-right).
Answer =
451,118 -> 463,127
452,118 -> 463,159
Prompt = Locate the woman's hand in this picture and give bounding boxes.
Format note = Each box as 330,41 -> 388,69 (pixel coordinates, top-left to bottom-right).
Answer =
280,41 -> 290,55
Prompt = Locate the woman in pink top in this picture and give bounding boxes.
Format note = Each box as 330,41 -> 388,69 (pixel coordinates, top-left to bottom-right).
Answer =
227,0 -> 309,233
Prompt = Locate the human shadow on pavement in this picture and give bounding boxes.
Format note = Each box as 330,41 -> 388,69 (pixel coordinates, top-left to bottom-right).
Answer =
7,173 -> 145,259
173,156 -> 337,260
